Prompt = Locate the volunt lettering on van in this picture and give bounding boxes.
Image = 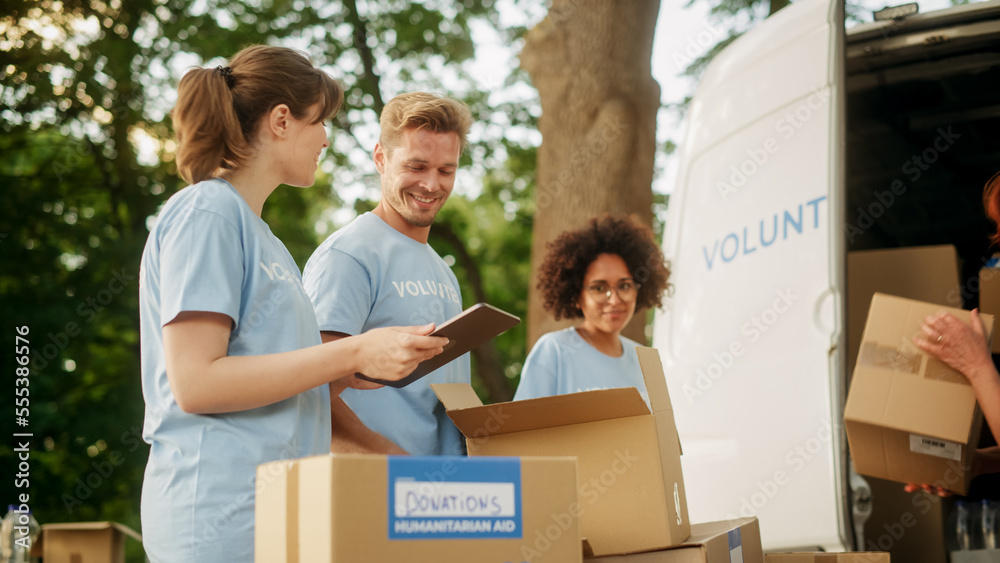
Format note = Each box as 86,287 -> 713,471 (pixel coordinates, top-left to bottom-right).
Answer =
702,195 -> 827,270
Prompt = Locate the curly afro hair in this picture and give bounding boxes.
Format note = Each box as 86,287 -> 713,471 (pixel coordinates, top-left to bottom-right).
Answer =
537,214 -> 671,321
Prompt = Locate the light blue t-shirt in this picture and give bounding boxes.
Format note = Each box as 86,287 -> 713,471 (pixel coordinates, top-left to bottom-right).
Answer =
302,212 -> 467,455
138,179 -> 330,562
513,327 -> 649,405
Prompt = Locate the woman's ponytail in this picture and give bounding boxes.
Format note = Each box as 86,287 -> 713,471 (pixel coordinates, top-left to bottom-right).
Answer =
172,67 -> 251,184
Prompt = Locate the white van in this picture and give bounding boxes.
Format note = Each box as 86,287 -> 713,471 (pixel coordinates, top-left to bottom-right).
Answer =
652,0 -> 1000,553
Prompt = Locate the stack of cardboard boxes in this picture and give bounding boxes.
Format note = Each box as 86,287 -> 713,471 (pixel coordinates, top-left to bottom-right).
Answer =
254,345 -> 896,561
255,346 -> 769,562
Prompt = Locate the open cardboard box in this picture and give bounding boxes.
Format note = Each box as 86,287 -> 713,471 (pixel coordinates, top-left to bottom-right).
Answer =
584,517 -> 761,563
844,293 -> 993,495
256,453 -> 581,563
34,521 -> 142,563
432,346 -> 689,557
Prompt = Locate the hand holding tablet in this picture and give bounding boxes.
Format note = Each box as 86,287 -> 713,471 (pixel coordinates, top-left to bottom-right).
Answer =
355,303 -> 520,388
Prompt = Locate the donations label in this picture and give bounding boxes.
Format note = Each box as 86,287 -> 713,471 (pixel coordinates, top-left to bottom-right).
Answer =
388,456 -> 522,540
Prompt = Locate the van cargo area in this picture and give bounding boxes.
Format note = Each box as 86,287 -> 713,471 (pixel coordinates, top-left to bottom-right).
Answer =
652,0 -> 1000,558
843,4 -> 1000,560
845,2 -> 1000,290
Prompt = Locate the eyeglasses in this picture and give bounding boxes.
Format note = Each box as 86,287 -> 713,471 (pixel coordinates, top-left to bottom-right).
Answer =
586,281 -> 640,303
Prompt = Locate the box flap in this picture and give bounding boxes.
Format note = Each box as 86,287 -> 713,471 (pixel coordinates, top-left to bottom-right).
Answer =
636,347 -> 682,457
636,347 -> 672,417
438,386 -> 650,437
41,521 -> 142,543
635,346 -> 690,543
431,383 -> 484,410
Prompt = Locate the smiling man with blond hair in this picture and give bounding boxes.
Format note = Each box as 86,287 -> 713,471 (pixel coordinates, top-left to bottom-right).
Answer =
303,92 -> 474,455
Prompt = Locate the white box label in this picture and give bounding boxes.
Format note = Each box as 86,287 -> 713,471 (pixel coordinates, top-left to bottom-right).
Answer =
394,481 -> 516,518
909,433 -> 962,461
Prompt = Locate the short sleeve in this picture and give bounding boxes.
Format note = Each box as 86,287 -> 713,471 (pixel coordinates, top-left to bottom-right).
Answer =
303,247 -> 372,336
513,335 -> 560,401
158,208 -> 244,328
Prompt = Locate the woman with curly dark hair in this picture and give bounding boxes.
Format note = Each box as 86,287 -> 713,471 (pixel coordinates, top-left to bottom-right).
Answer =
513,214 -> 670,402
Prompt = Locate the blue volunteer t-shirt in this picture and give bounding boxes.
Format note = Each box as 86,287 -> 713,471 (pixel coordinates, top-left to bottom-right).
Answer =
138,179 -> 330,562
303,212 -> 468,455
513,327 -> 649,405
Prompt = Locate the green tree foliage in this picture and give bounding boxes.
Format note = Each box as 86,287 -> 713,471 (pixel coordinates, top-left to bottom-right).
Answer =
0,0 -> 537,555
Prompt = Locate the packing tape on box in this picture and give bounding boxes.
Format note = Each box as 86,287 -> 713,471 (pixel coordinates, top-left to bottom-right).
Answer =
859,342 -> 920,374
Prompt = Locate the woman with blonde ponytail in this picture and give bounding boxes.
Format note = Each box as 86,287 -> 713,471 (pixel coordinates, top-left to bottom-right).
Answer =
138,45 -> 446,561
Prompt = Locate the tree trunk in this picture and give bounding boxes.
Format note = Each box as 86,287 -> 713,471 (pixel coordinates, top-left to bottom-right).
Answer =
521,0 -> 661,349
432,222 -> 514,403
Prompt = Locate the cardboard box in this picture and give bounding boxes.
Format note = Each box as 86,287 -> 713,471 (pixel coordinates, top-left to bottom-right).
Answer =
765,553 -> 889,562
844,293 -> 993,494
255,458 -> 300,563
432,346 -> 689,556
585,518 -> 761,562
978,267 -> 1000,354
256,453 -> 581,563
35,521 -> 142,563
847,245 -> 961,375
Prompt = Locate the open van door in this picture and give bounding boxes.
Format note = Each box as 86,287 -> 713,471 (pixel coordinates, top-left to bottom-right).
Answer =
652,0 -> 849,551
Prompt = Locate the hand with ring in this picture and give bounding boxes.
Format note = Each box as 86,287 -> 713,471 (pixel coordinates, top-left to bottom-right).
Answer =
913,309 -> 993,385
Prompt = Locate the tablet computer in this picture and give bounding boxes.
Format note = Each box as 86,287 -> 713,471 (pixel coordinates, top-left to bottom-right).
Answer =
355,303 -> 520,388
